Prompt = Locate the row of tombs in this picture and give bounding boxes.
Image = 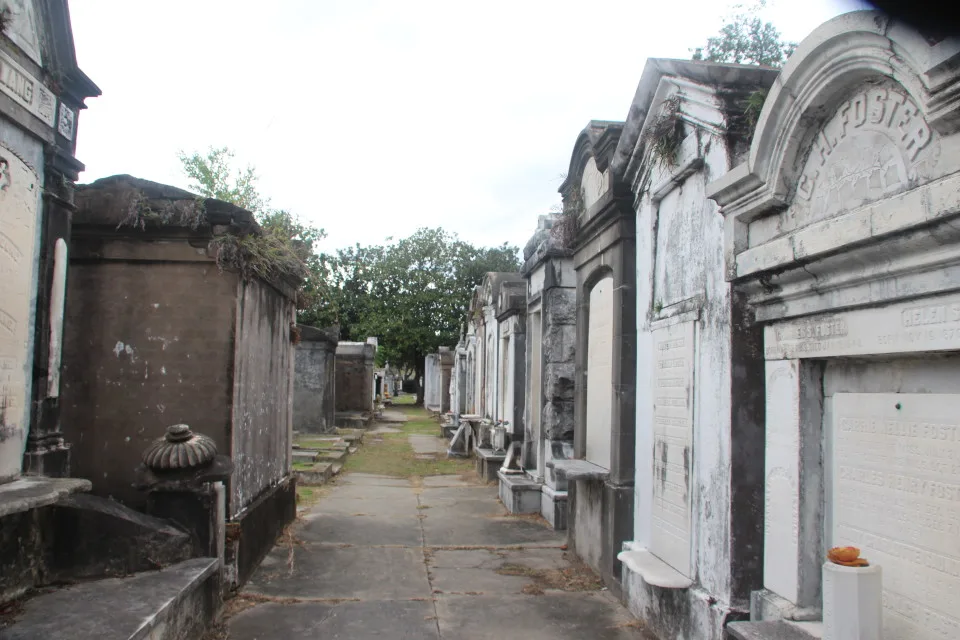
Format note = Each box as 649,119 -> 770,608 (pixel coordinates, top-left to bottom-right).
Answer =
424,12 -> 960,640
0,2 -> 385,636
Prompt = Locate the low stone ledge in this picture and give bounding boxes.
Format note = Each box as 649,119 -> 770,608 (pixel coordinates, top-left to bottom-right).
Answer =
617,548 -> 693,589
476,448 -> 507,462
726,621 -> 822,640
0,476 -> 91,518
0,557 -> 218,640
547,459 -> 609,481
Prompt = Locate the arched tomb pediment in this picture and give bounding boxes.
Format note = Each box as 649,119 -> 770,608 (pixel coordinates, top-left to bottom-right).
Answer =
559,121 -> 624,223
479,272 -> 524,309
708,10 -> 960,281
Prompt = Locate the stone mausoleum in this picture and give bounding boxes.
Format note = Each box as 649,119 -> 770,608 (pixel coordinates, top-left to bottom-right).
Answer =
709,12 -> 960,640
62,175 -> 299,587
294,324 -> 339,434
335,338 -> 377,419
555,120 -> 638,590
614,58 -> 778,640
498,214 -> 577,530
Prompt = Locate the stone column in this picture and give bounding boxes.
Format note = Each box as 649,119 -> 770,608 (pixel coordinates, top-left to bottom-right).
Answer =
22,154 -> 85,478
763,359 -> 824,612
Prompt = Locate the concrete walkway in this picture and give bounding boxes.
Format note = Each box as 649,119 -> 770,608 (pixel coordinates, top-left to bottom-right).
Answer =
228,471 -> 651,639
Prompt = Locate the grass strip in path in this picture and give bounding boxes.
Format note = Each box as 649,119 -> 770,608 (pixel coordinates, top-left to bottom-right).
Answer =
344,405 -> 472,479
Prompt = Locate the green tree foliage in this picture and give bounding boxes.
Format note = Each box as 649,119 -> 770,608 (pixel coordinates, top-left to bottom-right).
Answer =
691,1 -> 796,67
177,146 -> 330,318
321,228 -> 520,403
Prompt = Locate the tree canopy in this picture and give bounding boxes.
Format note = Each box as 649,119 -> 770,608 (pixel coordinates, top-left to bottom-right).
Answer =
318,229 -> 521,401
691,1 -> 796,67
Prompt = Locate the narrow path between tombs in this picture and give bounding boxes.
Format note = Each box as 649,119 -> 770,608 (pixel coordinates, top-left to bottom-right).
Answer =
217,404 -> 652,639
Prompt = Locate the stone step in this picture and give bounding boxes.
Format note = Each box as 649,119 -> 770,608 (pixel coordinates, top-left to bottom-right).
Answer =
1,557 -> 218,640
294,462 -> 334,486
335,412 -> 372,429
726,621 -> 822,640
292,450 -> 320,463
335,429 -> 365,444
293,437 -> 344,449
316,449 -> 348,463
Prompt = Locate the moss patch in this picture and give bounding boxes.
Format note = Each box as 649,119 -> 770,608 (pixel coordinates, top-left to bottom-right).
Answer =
296,486 -> 323,508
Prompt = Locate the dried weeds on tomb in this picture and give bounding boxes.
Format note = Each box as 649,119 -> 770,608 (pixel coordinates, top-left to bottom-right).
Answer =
119,195 -> 208,231
641,94 -> 685,170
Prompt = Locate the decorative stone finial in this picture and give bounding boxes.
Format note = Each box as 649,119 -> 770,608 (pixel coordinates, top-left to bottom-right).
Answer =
142,424 -> 217,471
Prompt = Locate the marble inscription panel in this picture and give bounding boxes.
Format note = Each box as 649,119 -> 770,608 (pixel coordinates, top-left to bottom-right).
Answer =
651,320 -> 694,577
764,291 -> 960,360
831,393 -> 960,640
785,84 -> 936,234
585,276 -> 613,469
0,145 -> 40,479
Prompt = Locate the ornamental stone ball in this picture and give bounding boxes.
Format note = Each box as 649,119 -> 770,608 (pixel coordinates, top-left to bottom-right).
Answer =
142,424 -> 217,471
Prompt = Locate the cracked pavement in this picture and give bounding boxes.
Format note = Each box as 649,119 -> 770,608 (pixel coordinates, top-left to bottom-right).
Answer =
230,471 -> 652,639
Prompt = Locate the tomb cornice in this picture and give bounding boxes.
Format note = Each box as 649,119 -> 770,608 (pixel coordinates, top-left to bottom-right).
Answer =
739,215 -> 960,324
519,239 -> 573,276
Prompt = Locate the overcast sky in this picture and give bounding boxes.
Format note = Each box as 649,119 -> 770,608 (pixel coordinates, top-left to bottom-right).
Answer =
69,0 -> 870,254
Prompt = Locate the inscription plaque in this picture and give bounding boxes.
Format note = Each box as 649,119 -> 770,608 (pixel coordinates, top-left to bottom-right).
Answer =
0,145 -> 40,480
830,393 -> 960,640
786,84 -> 935,234
765,291 -> 960,360
650,320 -> 694,577
0,49 -> 55,127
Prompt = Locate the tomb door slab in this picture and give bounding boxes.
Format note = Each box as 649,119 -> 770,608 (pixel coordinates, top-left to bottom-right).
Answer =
585,275 -> 614,469
826,393 -> 960,640
650,320 -> 695,577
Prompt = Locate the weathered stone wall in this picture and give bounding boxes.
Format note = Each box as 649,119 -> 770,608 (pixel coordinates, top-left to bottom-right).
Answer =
230,278 -> 295,516
541,286 -> 576,445
62,259 -> 237,509
294,326 -> 338,433
63,177 -> 298,526
335,342 -> 375,413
